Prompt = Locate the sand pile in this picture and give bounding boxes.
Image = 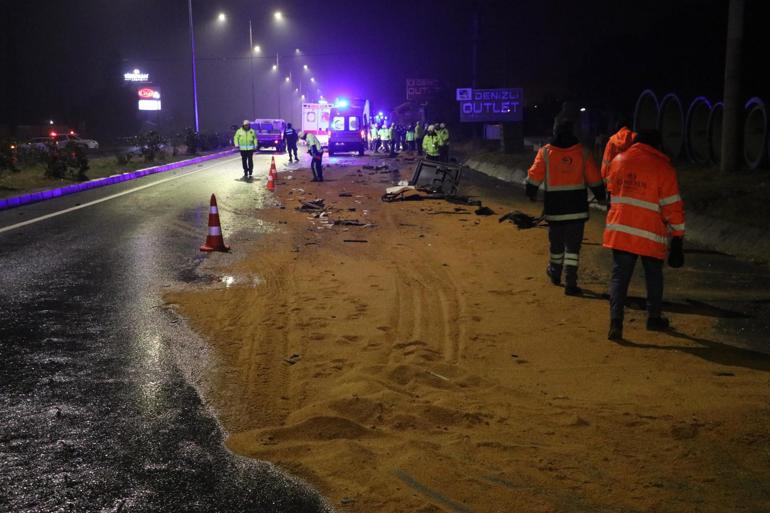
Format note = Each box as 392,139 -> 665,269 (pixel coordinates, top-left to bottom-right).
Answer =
166,159 -> 770,513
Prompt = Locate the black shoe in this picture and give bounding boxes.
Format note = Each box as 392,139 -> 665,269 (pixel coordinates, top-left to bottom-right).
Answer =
608,319 -> 623,340
546,266 -> 561,286
564,285 -> 582,296
646,317 -> 670,331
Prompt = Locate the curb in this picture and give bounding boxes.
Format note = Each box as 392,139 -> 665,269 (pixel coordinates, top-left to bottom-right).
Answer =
0,149 -> 237,212
463,156 -> 770,263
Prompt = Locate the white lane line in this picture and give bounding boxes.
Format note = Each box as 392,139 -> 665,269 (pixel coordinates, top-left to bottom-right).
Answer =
0,157 -> 239,235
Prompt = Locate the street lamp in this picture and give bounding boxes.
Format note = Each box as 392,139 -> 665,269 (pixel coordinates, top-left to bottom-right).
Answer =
303,64 -> 308,70
218,12 -> 226,22
253,45 -> 261,53
187,0 -> 200,132
274,11 -> 283,21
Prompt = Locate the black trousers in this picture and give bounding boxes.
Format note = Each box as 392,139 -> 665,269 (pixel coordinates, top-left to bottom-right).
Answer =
547,220 -> 585,287
240,150 -> 254,174
311,152 -> 323,181
287,142 -> 298,161
416,137 -> 423,155
609,250 -> 664,321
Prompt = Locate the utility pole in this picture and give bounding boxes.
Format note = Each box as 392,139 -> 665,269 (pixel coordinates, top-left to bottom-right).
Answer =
249,19 -> 256,119
720,0 -> 745,173
187,0 -> 200,132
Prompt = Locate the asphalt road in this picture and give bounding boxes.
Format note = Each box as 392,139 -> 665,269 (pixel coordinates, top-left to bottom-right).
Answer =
0,153 -> 333,513
2,150 -> 770,512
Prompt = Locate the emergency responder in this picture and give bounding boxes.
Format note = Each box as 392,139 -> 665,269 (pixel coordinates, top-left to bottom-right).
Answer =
422,125 -> 441,160
437,123 -> 450,162
233,119 -> 257,178
603,130 -> 685,341
526,120 -> 606,296
370,124 -> 379,152
405,124 -> 415,151
389,123 -> 398,156
300,131 -> 324,182
379,123 -> 391,154
415,121 -> 425,155
283,122 -> 299,163
601,117 -> 636,184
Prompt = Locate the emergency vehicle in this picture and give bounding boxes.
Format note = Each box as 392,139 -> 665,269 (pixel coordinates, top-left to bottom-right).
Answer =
327,98 -> 370,156
250,119 -> 286,152
301,103 -> 331,147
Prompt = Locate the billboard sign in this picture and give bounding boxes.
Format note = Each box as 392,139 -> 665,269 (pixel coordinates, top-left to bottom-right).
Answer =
137,86 -> 161,111
406,78 -> 442,101
457,87 -> 523,122
124,69 -> 150,82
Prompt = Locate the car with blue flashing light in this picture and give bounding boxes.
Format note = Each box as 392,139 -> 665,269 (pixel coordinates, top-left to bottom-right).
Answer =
250,119 -> 286,153
327,98 -> 370,156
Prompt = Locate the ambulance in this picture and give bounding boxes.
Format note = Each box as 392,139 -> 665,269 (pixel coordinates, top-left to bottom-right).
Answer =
301,103 -> 331,147
327,98 -> 370,156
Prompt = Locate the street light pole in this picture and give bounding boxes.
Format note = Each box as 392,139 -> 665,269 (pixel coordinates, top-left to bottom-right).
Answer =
249,19 -> 256,119
187,0 -> 200,132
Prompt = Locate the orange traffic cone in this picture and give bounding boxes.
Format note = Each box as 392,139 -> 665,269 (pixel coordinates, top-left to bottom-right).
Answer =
200,194 -> 230,252
270,156 -> 277,174
267,157 -> 277,191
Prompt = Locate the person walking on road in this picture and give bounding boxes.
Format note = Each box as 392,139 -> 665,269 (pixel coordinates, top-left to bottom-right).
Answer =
233,120 -> 257,178
389,123 -> 398,157
379,124 -> 391,154
526,120 -> 606,296
603,130 -> 685,341
422,125 -> 441,161
601,117 -> 636,185
405,124 -> 415,151
301,131 -> 324,182
283,122 -> 299,163
415,122 -> 425,155
370,124 -> 379,152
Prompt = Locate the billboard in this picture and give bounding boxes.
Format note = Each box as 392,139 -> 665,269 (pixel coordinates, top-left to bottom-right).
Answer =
137,86 -> 161,111
124,69 -> 150,83
457,88 -> 523,122
406,79 -> 442,101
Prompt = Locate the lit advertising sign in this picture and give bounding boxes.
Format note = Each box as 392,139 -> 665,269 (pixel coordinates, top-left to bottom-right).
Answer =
406,78 -> 442,101
137,86 -> 161,111
124,69 -> 150,82
457,88 -> 523,122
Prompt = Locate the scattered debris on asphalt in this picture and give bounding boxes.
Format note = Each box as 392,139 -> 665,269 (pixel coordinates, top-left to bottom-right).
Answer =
343,239 -> 368,243
284,354 -> 301,365
474,206 -> 496,216
499,211 -> 545,229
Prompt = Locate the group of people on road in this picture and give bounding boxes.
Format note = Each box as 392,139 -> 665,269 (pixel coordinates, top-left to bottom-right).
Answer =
369,121 -> 450,161
233,121 -> 323,181
526,114 -> 685,341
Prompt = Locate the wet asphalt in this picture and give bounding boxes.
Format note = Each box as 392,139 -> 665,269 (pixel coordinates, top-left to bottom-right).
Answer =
2,151 -> 770,513
0,154 -> 333,513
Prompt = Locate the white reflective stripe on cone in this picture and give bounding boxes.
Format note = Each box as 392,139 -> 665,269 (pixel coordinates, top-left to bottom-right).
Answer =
605,223 -> 667,244
210,206 -> 218,214
209,226 -> 222,236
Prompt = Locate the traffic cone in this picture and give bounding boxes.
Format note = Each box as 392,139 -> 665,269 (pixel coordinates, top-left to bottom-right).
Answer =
200,194 -> 230,252
267,157 -> 277,191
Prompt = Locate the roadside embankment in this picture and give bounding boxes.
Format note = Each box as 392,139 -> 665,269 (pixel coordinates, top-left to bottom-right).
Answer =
463,150 -> 770,262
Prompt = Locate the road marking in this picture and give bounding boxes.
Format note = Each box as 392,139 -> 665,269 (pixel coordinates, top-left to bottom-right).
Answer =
0,157 -> 238,235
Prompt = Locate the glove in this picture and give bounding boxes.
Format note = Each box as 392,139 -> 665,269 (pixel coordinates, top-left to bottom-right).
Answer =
525,183 -> 539,201
668,236 -> 684,268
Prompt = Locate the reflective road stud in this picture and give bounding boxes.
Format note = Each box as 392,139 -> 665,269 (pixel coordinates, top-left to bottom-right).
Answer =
200,194 -> 230,252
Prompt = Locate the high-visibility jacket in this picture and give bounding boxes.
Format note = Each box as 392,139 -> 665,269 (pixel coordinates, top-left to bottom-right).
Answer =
526,143 -> 604,222
603,143 -> 685,260
422,133 -> 440,157
370,126 -> 378,140
414,123 -> 424,139
233,127 -> 256,150
379,127 -> 391,141
405,130 -> 415,142
305,133 -> 322,154
437,127 -> 449,146
601,126 -> 636,184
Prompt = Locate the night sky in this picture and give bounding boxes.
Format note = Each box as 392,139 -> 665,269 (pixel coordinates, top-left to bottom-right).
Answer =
1,0 -> 767,137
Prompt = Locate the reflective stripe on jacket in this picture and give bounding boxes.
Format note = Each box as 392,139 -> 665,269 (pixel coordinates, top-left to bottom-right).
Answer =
379,128 -> 391,141
601,126 -> 636,184
526,143 -> 603,222
602,143 -> 685,260
422,133 -> 440,156
234,127 -> 257,150
405,130 -> 415,141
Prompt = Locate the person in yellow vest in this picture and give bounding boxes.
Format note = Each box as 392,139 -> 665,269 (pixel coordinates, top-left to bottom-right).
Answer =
414,122 -> 425,155
422,125 -> 440,160
405,125 -> 416,151
300,131 -> 324,182
233,119 -> 257,178
379,123 -> 391,154
437,123 -> 450,162
370,125 -> 379,152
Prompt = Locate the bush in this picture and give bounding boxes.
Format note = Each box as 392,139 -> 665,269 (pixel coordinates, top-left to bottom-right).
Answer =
45,141 -> 89,180
135,130 -> 166,162
0,139 -> 20,173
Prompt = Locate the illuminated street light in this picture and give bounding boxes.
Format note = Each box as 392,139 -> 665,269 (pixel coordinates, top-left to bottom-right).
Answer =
274,11 -> 283,21
310,77 -> 315,83
253,45 -> 261,53
295,48 -> 301,54
49,120 -> 54,125
272,64 -> 277,71
217,12 -> 226,22
303,64 -> 308,70
285,76 -> 290,82
301,94 -> 305,100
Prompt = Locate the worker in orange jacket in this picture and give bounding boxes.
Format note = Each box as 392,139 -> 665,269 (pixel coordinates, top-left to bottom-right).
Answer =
601,118 -> 636,185
603,130 -> 685,340
527,120 -> 606,296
